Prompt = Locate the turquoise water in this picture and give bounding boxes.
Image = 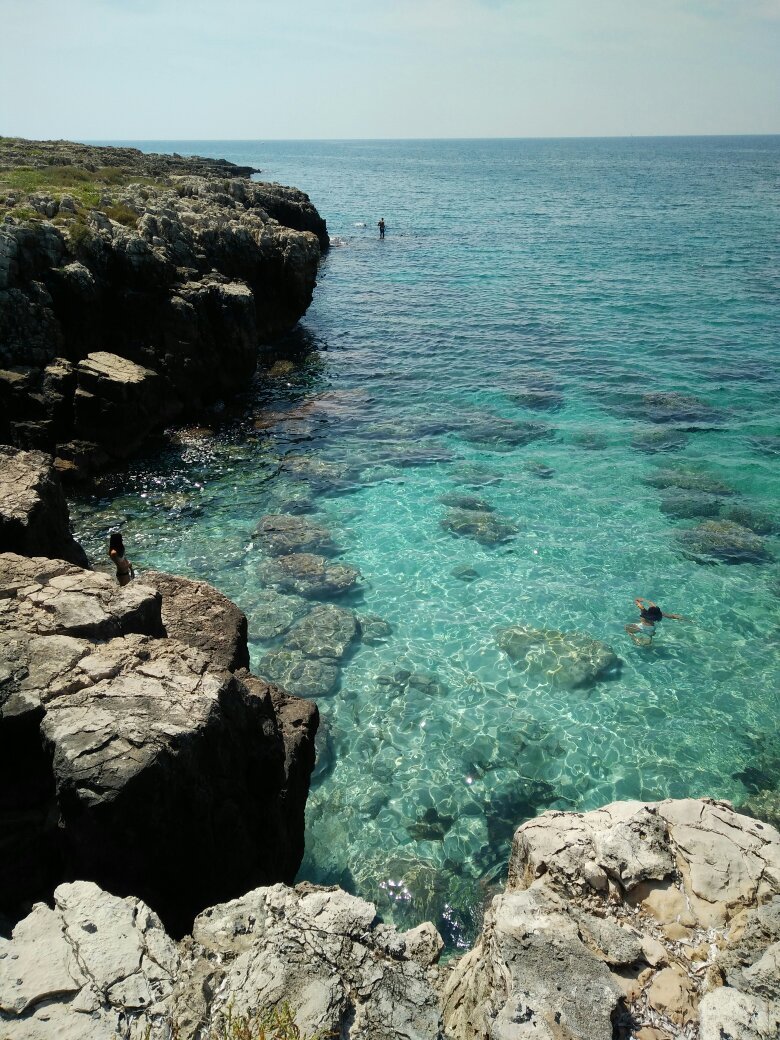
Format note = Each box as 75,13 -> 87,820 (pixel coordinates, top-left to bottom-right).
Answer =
73,138 -> 780,947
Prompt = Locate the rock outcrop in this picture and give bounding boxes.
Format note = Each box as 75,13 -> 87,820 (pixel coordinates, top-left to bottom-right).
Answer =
443,799 -> 780,1040
0,880 -> 445,1040
0,551 -> 317,936
0,137 -> 327,473
0,445 -> 88,566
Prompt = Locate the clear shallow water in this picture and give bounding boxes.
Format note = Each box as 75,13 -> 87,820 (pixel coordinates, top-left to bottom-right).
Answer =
74,138 -> 780,947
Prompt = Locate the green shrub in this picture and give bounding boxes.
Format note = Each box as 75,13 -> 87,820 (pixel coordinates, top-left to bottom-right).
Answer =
104,202 -> 138,227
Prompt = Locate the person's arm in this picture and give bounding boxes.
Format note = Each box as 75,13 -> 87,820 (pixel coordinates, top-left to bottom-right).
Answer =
662,611 -> 691,621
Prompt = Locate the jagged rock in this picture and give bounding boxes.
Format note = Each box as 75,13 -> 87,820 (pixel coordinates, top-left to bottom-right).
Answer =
676,519 -> 772,565
0,880 -> 443,1039
282,604 -> 359,660
0,139 -> 325,466
258,647 -> 340,698
259,551 -> 361,598
0,552 -> 317,935
0,446 -> 87,566
497,623 -> 620,688
253,513 -> 336,556
443,799 -> 780,1040
142,570 -> 249,671
73,351 -> 177,459
441,508 -> 518,545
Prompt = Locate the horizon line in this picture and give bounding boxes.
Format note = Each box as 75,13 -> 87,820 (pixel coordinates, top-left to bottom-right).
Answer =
81,132 -> 780,143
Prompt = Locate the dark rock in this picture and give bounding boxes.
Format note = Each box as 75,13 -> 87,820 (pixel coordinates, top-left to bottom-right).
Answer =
142,570 -> 249,672
510,388 -> 565,412
497,624 -> 620,688
407,672 -> 448,696
407,806 -> 455,842
750,435 -> 780,458
0,551 -> 318,937
0,139 -> 325,467
0,446 -> 88,566
441,508 -> 517,545
524,460 -> 555,479
248,589 -> 310,640
259,552 -> 361,598
615,390 -> 724,426
676,520 -> 772,565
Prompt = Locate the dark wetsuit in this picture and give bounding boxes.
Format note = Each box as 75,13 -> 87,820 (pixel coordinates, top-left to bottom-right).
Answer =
378,220 -> 385,239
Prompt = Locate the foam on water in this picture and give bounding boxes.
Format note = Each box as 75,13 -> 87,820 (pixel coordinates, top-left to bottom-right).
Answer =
73,137 -> 780,948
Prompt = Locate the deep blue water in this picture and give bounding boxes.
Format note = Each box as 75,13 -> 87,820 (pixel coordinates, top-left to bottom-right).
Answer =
74,138 -> 780,948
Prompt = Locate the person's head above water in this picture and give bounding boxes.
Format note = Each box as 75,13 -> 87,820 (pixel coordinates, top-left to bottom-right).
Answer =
109,531 -> 125,556
640,605 -> 663,622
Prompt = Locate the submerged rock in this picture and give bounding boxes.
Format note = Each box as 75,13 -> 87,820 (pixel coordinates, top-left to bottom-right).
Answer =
358,613 -> 393,644
283,604 -> 359,661
253,513 -> 336,556
460,417 -> 553,451
721,504 -> 779,536
441,508 -> 518,546
630,426 -> 689,453
258,648 -> 340,698
259,552 -> 361,598
524,460 -> 554,479
443,799 -> 780,1040
617,390 -> 724,426
246,588 -> 310,640
644,466 -> 734,496
510,387 -> 565,412
676,520 -> 772,565
497,623 -> 620,688
451,564 -> 480,582
658,488 -> 722,520
438,492 -> 495,512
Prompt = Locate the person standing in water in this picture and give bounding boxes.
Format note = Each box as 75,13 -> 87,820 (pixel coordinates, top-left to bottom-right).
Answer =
378,217 -> 386,239
108,531 -> 134,586
626,597 -> 689,646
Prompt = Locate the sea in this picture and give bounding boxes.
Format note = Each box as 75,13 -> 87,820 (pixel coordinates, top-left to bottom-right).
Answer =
72,137 -> 780,949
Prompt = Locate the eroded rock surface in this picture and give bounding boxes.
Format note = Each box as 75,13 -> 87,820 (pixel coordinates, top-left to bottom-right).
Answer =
0,138 -> 326,471
0,552 -> 317,934
0,446 -> 87,566
443,799 -> 780,1040
0,881 -> 444,1040
497,623 -> 620,688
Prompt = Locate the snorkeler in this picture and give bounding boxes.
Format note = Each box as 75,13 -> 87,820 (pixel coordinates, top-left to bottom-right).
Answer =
625,597 -> 689,646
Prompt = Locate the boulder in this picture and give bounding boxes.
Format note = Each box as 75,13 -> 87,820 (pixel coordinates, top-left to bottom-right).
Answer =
258,647 -> 340,698
142,569 -> 249,671
658,488 -> 722,520
631,427 -> 689,453
460,417 -> 553,451
0,446 -> 88,566
247,588 -> 310,640
358,613 -> 393,644
443,799 -> 780,1040
438,492 -> 495,512
722,504 -> 779,536
0,552 -> 317,936
643,466 -> 734,496
497,623 -> 620,688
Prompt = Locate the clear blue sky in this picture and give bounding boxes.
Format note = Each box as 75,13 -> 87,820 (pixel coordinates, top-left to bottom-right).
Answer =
1,0 -> 778,139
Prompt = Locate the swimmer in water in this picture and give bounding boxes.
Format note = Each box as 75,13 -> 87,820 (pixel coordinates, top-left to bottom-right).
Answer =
625,597 -> 689,645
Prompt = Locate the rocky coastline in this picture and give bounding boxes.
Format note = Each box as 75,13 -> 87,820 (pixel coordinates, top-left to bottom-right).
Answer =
0,137 -> 327,476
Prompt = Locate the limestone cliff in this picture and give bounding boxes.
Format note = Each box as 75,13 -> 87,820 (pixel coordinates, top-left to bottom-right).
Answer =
0,137 -> 327,474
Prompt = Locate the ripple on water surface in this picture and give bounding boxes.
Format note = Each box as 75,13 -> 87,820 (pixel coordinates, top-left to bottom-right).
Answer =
72,137 -> 780,949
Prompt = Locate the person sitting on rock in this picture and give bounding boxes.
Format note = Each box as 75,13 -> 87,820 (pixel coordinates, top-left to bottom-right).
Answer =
109,531 -> 134,587
626,597 -> 688,645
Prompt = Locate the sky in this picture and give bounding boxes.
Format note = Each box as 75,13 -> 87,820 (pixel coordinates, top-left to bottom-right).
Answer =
1,0 -> 778,139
